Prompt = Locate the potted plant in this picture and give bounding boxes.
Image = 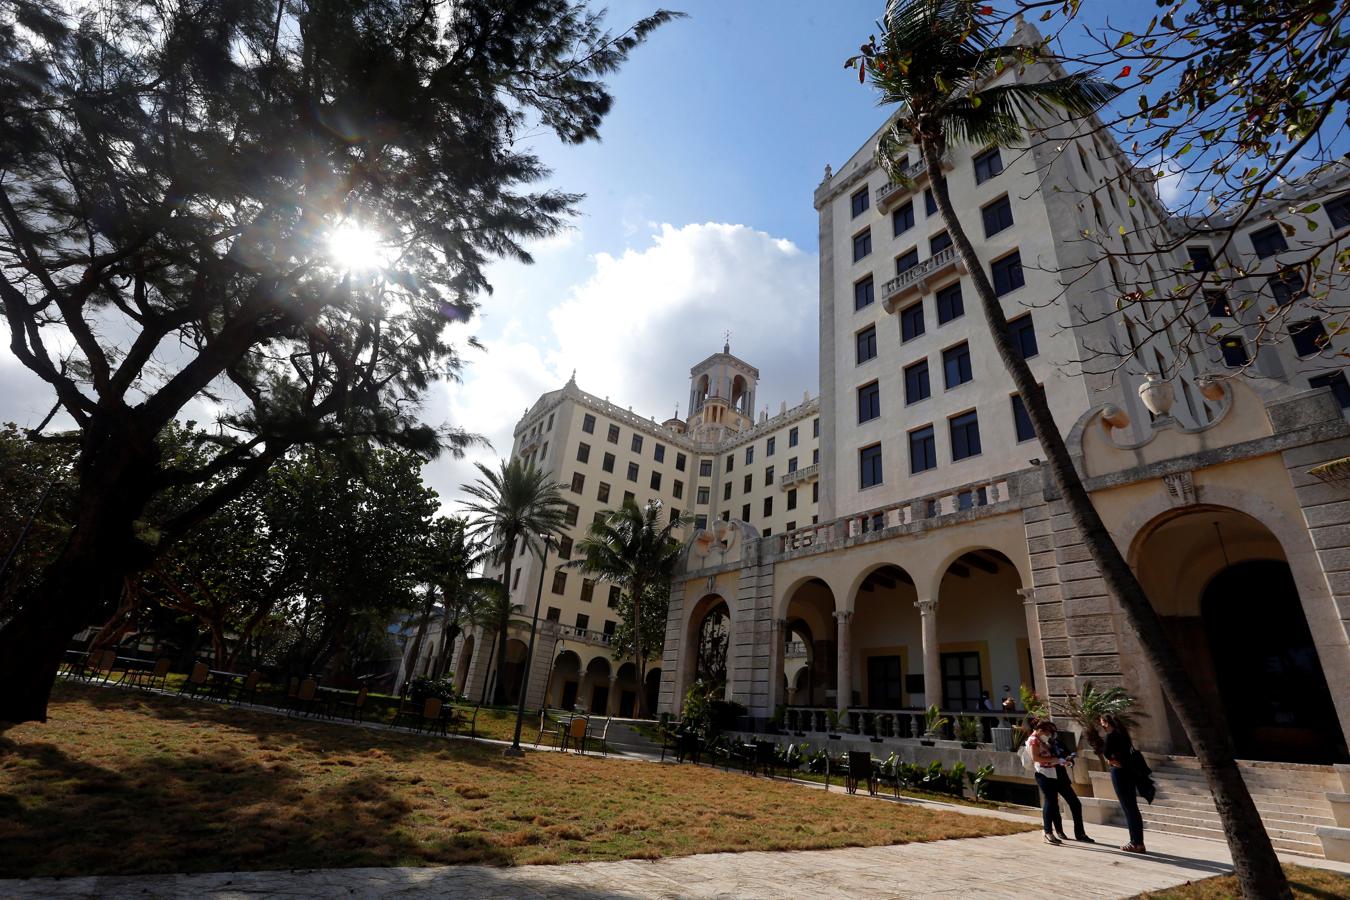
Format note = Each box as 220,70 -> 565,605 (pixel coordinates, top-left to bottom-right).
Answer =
966,763 -> 995,801
863,711 -> 882,743
1063,681 -> 1140,763
826,707 -> 846,739
957,715 -> 980,749
920,704 -> 947,746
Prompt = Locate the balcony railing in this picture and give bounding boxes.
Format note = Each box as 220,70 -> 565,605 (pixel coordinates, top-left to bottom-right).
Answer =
880,245 -> 965,313
784,706 -> 1021,743
875,155 -> 951,212
784,640 -> 808,658
780,463 -> 819,489
554,624 -> 613,646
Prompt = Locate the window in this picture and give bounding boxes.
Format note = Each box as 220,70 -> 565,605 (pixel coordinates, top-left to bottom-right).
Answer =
763,496 -> 773,517
603,620 -> 617,637
546,607 -> 560,622
909,425 -> 937,473
991,251 -> 1024,295
1327,194 -> 1350,230
558,536 -> 573,559
789,426 -> 799,447
787,456 -> 798,473
1008,314 -> 1038,359
575,613 -> 589,630
895,247 -> 919,275
812,481 -> 819,503
597,482 -> 610,503
606,423 -> 620,444
699,459 -> 713,477
935,282 -> 964,324
725,453 -> 734,473
860,443 -> 883,488
1270,269 -> 1306,306
973,147 -> 1003,183
942,342 -> 973,388
981,195 -> 1013,237
857,380 -> 881,422
1011,394 -> 1036,442
1310,372 -> 1350,409
696,486 -> 710,504
1220,336 -> 1249,367
1250,224 -> 1288,258
630,434 -> 643,453
1206,291 -> 1233,318
676,452 -> 687,472
924,188 -> 937,216
854,326 -> 878,367
608,585 -> 621,608
787,488 -> 798,511
1290,318 -> 1327,357
626,461 -> 639,482
741,503 -> 751,521
949,410 -> 982,460
764,465 -> 774,486
851,187 -> 869,217
767,437 -> 776,456
854,275 -> 875,311
582,413 -> 596,434
893,200 -> 915,236
564,504 -> 579,526
1187,246 -> 1215,272
813,448 -> 819,464
745,446 -> 754,465
743,474 -> 752,493
904,359 -> 930,404
580,579 -> 595,603
593,511 -> 605,525
650,471 -> 662,491
654,443 -> 665,463
551,571 -> 567,594
853,227 -> 872,262
694,514 -> 707,530
900,301 -> 925,341
623,490 -> 635,505
576,442 -> 590,463
929,231 -> 952,255
941,651 -> 983,710
570,472 -> 585,493
546,413 -> 554,431
672,479 -> 683,499
722,481 -> 732,501
813,417 -> 820,438
512,568 -> 521,589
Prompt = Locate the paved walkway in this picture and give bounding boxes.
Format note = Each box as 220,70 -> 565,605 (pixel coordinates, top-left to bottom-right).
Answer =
6,816 -> 1347,899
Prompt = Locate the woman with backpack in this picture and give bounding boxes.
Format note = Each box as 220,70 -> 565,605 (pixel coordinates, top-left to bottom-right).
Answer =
1026,719 -> 1093,845
1101,714 -> 1148,854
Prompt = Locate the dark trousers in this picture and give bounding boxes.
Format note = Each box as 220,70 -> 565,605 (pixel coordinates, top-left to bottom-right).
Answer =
1111,766 -> 1145,845
1035,768 -> 1085,836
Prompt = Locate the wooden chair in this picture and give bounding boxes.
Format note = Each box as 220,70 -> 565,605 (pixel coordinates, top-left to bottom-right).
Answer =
288,678 -> 319,716
333,686 -> 368,722
88,649 -> 118,684
179,661 -> 211,698
396,697 -> 446,735
131,656 -> 172,692
233,670 -> 262,706
564,716 -> 589,754
535,709 -> 563,748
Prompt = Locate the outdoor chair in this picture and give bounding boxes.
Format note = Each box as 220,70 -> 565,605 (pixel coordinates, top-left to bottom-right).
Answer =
396,697 -> 446,736
536,709 -> 563,748
333,685 -> 368,722
128,656 -> 172,692
564,715 -> 589,754
233,670 -> 263,706
846,751 -> 876,796
676,728 -> 702,764
754,740 -> 777,778
596,716 -> 613,757
179,661 -> 211,699
288,678 -> 320,717
87,649 -> 118,684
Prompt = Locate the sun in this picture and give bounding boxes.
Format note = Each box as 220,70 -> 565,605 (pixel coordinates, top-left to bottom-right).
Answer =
326,223 -> 393,273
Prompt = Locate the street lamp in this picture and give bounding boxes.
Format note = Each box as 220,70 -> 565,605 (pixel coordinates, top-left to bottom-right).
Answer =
504,534 -> 553,758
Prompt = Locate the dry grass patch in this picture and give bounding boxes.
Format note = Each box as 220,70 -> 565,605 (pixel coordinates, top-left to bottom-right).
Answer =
1133,865 -> 1350,899
0,683 -> 1031,878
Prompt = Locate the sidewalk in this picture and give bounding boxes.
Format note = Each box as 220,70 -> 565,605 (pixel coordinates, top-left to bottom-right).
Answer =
5,813 -> 1347,899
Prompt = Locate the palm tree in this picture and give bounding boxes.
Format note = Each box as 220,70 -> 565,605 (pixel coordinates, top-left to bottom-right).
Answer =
462,459 -> 569,705
569,499 -> 683,718
848,4 -> 1287,896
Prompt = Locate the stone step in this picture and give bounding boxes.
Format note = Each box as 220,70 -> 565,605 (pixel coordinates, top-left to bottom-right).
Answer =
1139,808 -> 1323,843
1151,780 -> 1331,803
1132,816 -> 1325,857
1146,795 -> 1335,824
1152,764 -> 1339,793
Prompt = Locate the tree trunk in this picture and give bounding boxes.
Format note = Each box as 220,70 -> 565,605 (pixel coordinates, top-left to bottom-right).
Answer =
478,627 -> 498,707
402,586 -> 436,692
492,539 -> 516,705
920,136 -> 1289,899
631,579 -> 646,719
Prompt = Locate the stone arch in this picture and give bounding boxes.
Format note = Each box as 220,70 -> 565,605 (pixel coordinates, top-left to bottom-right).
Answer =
499,638 -> 529,706
681,593 -> 733,703
775,572 -> 848,621
615,662 -> 640,717
643,667 -> 662,717
581,655 -> 613,716
779,577 -> 838,708
934,548 -> 1030,712
452,633 -> 475,694
920,541 -> 1033,604
548,649 -> 583,710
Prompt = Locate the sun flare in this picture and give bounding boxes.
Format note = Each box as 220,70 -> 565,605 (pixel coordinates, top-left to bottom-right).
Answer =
326,223 -> 393,273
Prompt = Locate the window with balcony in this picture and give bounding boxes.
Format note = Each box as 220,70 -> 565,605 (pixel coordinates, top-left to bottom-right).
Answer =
576,442 -> 590,463
935,282 -> 964,324
860,443 -> 884,488
981,195 -> 1013,237
1009,314 -> 1038,359
929,231 -> 952,255
575,613 -> 589,630
900,301 -> 925,342
603,620 -> 617,637
851,187 -> 870,217
1011,394 -> 1036,442
942,342 -> 973,388
858,380 -> 881,422
546,607 -> 561,622
904,359 -> 930,404
950,410 -> 982,460
895,247 -> 919,275
973,147 -> 1003,184
893,201 -> 915,236
853,228 -> 872,262
854,274 -> 875,311
991,251 -> 1024,295
1250,224 -> 1288,258
582,413 -> 596,434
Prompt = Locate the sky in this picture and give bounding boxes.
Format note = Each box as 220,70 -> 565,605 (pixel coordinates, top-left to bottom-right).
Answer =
0,0 -> 1185,515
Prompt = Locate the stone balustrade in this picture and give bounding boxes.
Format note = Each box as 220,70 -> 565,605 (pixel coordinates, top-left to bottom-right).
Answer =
782,705 -> 1022,744
779,463 -> 819,489
880,246 -> 964,312
874,155 -> 950,212
555,624 -> 613,646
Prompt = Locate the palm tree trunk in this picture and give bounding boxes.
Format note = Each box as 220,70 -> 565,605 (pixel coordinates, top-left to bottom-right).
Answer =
919,137 -> 1289,898
493,540 -> 516,705
479,627 -> 498,707
402,585 -> 436,692
631,579 -> 645,719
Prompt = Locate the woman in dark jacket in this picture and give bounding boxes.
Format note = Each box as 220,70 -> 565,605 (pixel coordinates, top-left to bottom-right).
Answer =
1101,714 -> 1146,853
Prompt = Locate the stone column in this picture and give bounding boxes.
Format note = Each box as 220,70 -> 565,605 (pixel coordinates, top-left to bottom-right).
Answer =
1018,587 -> 1047,695
834,610 -> 853,711
915,598 -> 941,713
767,618 -> 787,712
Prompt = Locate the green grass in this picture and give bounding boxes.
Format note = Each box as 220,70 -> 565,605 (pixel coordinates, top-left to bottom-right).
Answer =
1133,865 -> 1350,898
0,682 -> 1034,878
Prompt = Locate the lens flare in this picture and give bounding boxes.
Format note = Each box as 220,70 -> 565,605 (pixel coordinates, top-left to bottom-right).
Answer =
326,223 -> 393,272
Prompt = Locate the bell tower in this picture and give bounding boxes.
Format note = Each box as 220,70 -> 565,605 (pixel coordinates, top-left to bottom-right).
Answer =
687,338 -> 758,443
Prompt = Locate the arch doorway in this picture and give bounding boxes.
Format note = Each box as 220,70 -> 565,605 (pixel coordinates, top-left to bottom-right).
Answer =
644,667 -> 662,717
1134,506 -> 1347,763
499,639 -> 529,706
781,578 -> 837,707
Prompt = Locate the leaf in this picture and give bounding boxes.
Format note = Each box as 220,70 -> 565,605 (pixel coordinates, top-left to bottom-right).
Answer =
1300,203 -> 1321,213
1127,196 -> 1136,208
1116,32 -> 1135,48
1117,65 -> 1132,79
1118,225 -> 1127,236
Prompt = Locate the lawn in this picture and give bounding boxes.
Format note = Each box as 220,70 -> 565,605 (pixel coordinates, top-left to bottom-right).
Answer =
0,682 -> 1032,878
1134,865 -> 1350,898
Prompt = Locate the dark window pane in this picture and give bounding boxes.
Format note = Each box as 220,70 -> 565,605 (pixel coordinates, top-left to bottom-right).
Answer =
895,248 -> 919,275
992,252 -> 1024,296
1220,336 -> 1249,367
607,423 -> 620,443
853,228 -> 872,262
1188,247 -> 1215,272
904,359 -> 930,404
1011,395 -> 1035,442
950,410 -> 982,460
860,444 -> 883,488
909,426 -> 937,473
1310,372 -> 1350,408
892,201 -> 915,236
1008,314 -> 1038,359
900,302 -> 926,342
1290,318 -> 1327,357
942,342 -> 973,388
924,188 -> 937,216
1205,291 -> 1233,317
676,452 -> 687,471
854,275 -> 875,310
929,231 -> 952,255
1327,194 -> 1350,230
973,147 -> 1004,184
857,381 -> 881,422
582,414 -> 596,434
981,196 -> 1014,237
936,283 -> 964,324
856,325 -> 878,363
1250,224 -> 1288,258
1270,269 -> 1306,306
851,187 -> 870,217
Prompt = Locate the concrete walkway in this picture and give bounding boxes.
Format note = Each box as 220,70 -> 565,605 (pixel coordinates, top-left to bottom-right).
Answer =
6,818 -> 1348,899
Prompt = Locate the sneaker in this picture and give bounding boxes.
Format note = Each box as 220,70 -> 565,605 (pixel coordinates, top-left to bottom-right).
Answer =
1043,833 -> 1062,845
1122,843 -> 1146,854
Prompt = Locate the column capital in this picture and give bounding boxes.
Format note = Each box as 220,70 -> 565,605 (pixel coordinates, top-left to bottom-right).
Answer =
1017,587 -> 1038,606
832,609 -> 853,624
914,597 -> 938,615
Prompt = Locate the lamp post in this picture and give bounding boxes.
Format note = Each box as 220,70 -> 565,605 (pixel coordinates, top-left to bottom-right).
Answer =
504,534 -> 552,758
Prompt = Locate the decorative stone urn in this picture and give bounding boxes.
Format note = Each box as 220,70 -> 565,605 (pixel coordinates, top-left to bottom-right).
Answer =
1195,373 -> 1226,402
1138,372 -> 1175,417
1099,404 -> 1130,431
